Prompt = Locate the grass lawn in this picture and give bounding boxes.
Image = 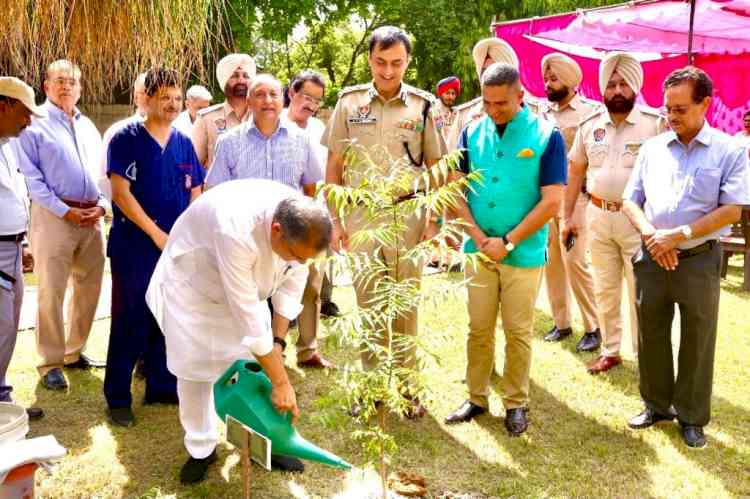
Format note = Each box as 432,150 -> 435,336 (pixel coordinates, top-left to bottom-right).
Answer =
8,262 -> 750,498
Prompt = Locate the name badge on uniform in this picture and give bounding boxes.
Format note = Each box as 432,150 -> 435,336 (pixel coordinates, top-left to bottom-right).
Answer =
397,118 -> 423,133
593,128 -> 606,143
624,141 -> 642,154
347,105 -> 377,125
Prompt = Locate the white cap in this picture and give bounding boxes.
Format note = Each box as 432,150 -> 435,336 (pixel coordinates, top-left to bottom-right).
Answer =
0,77 -> 47,118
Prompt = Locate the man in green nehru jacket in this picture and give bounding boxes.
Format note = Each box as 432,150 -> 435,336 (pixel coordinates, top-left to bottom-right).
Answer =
445,62 -> 566,436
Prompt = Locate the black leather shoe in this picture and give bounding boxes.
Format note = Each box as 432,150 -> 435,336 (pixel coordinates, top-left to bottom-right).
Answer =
108,407 -> 135,427
144,392 -> 179,405
26,407 -> 44,420
628,408 -> 675,429
504,407 -> 529,436
544,326 -> 572,342
320,301 -> 341,318
445,400 -> 487,425
576,329 -> 602,352
680,423 -> 706,448
42,368 -> 68,391
180,450 -> 217,484
64,354 -> 105,369
271,454 -> 305,472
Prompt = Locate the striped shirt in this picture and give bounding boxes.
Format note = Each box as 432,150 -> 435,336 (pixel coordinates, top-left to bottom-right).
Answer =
205,118 -> 322,191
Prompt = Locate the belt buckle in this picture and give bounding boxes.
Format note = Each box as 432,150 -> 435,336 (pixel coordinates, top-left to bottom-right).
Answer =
605,200 -> 618,211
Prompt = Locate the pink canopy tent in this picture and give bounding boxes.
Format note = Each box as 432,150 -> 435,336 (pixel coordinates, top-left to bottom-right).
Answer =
493,0 -> 750,133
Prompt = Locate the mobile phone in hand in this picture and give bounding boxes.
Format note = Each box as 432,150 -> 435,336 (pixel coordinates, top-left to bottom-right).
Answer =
564,232 -> 577,252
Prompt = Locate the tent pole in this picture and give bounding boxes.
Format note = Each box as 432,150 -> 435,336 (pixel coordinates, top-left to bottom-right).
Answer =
687,0 -> 697,65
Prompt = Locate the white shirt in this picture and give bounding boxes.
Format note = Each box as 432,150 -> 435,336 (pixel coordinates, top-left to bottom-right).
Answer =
0,138 -> 29,236
173,110 -> 195,138
282,109 -> 327,178
101,112 -> 145,201
146,179 -> 309,381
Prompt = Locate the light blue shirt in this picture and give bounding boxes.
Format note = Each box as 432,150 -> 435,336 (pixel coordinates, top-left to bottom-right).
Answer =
624,122 -> 750,249
15,100 -> 107,218
205,117 -> 323,191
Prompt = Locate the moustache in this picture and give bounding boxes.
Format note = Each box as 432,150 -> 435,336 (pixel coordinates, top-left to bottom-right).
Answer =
231,84 -> 248,97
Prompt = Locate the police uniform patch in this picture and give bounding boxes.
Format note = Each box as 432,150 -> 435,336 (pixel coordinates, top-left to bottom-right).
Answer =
397,118 -> 423,133
214,118 -> 227,132
625,142 -> 642,154
593,128 -> 606,142
347,105 -> 377,124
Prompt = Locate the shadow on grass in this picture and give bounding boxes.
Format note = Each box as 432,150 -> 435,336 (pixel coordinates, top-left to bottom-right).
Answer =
467,378 -> 660,498
28,365 -> 107,448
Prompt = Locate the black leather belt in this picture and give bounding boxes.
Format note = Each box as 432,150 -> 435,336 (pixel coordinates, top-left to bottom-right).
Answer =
678,240 -> 716,259
0,232 -> 25,242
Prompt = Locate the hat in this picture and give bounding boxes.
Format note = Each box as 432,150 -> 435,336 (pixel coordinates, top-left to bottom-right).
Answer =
0,77 -> 47,117
472,38 -> 519,79
599,52 -> 644,96
541,53 -> 583,89
216,54 -> 256,92
436,76 -> 461,97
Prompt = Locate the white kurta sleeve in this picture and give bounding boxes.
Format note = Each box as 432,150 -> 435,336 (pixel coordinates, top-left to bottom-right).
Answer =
214,231 -> 274,357
270,262 -> 309,321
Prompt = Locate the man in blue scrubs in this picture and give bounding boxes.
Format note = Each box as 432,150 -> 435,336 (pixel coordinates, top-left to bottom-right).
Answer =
104,68 -> 205,427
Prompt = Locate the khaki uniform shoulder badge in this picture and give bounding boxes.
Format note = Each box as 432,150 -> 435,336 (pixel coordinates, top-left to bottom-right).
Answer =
403,84 -> 436,104
640,106 -> 665,120
337,83 -> 370,99
197,103 -> 224,117
454,96 -> 482,112
578,107 -> 605,127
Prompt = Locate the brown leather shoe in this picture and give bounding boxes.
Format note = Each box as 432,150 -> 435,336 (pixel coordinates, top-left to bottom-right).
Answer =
587,355 -> 622,374
297,352 -> 335,369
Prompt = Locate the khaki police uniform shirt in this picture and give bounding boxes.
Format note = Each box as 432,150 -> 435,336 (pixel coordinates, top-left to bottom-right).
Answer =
434,99 -> 458,143
540,92 -> 602,216
191,101 -> 251,168
322,82 -> 445,186
569,106 -> 667,202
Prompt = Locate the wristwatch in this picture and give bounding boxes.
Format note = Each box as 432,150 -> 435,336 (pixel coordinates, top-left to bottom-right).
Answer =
680,225 -> 693,240
502,235 -> 515,252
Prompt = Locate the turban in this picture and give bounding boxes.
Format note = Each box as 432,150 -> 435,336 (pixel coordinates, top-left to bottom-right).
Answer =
436,76 -> 461,97
472,38 -> 519,79
541,53 -> 583,89
216,53 -> 256,92
599,52 -> 643,96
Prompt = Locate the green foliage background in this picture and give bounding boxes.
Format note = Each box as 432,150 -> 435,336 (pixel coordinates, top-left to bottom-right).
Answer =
218,0 -> 623,106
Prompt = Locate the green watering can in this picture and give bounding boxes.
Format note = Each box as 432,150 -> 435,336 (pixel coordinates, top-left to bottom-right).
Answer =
214,359 -> 352,470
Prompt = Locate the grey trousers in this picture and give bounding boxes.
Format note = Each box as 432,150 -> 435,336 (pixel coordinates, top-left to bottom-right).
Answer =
0,241 -> 23,402
633,242 -> 721,426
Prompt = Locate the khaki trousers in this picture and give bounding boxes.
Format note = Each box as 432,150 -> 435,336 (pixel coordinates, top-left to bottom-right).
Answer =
466,260 -> 543,409
346,207 -> 425,373
297,262 -> 323,362
544,196 -> 598,332
30,204 -> 105,375
586,203 -> 640,357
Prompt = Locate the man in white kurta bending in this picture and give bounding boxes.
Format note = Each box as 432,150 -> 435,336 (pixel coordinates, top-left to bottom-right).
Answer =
146,179 -> 332,483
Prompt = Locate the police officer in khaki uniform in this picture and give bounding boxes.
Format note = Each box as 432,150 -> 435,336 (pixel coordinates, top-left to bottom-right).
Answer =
192,53 -> 255,168
434,76 -> 460,142
538,53 -> 602,352
564,52 -> 667,374
323,26 -> 445,419
446,37 -> 540,151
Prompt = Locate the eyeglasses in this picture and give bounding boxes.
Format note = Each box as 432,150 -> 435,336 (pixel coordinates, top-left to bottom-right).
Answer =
299,91 -> 322,106
50,77 -> 80,88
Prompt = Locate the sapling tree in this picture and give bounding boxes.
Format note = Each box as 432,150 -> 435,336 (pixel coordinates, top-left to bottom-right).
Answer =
321,144 -> 481,497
